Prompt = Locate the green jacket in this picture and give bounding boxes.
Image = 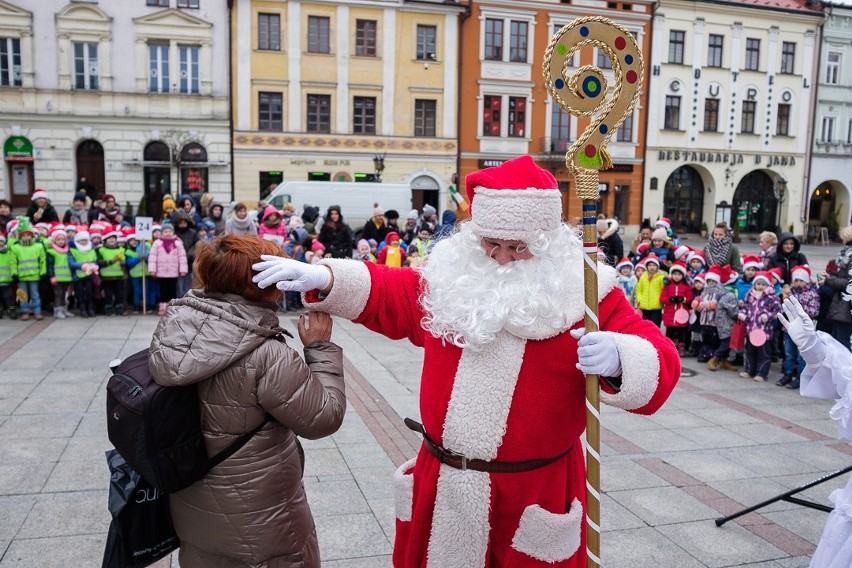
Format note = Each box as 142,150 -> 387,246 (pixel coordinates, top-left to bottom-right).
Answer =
0,249 -> 15,284
126,247 -> 150,278
98,246 -> 126,279
69,248 -> 98,280
11,242 -> 46,281
46,248 -> 73,283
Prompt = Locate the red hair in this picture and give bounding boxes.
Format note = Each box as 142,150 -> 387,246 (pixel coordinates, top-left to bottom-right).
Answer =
194,235 -> 284,304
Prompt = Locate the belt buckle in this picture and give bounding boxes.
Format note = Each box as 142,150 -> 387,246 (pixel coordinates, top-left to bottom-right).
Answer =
443,447 -> 468,471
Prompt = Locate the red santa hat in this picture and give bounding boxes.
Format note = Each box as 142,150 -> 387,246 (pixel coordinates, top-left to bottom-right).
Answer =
742,254 -> 762,271
89,224 -> 104,236
669,261 -> 688,276
119,226 -> 135,242
465,155 -> 561,242
692,273 -> 706,284
31,188 -> 49,201
35,222 -> 51,234
753,271 -> 772,286
655,217 -> 672,229
616,257 -> 633,271
65,224 -> 79,234
644,253 -> 661,267
673,245 -> 691,261
637,242 -> 649,256
791,264 -> 812,283
706,265 -> 722,282
722,264 -> 738,285
151,224 -> 162,233
386,231 -> 401,244
6,219 -> 18,234
768,267 -> 784,284
75,230 -> 91,242
0,232 -> 7,242
48,225 -> 66,240
687,250 -> 705,265
103,226 -> 119,240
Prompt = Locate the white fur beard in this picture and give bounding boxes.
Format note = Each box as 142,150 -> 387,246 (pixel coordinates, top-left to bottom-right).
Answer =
419,223 -> 583,349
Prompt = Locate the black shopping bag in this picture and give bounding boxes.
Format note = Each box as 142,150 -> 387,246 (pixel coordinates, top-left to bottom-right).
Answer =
102,449 -> 179,568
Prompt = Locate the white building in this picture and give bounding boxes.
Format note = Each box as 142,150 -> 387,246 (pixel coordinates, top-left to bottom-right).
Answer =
807,1 -> 852,241
643,0 -> 823,237
0,0 -> 231,221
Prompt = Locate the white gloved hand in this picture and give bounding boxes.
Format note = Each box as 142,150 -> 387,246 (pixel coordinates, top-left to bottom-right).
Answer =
777,296 -> 823,365
570,328 -> 622,377
252,255 -> 332,292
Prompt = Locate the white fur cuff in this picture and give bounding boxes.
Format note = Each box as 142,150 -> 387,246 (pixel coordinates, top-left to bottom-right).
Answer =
302,259 -> 371,320
469,186 -> 562,242
511,499 -> 583,562
394,457 -> 416,522
601,332 -> 661,410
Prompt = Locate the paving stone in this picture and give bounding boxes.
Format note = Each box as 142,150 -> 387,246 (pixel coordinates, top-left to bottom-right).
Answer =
0,438 -> 67,464
368,497 -> 396,541
17,492 -> 108,538
0,384 -> 35,415
0,496 -> 35,540
615,428 -> 700,453
775,556 -> 813,567
60,436 -> 111,462
677,426 -> 757,449
608,486 -> 719,526
304,479 -> 371,517
350,467 -> 395,501
705,478 -> 803,515
722,447 -> 818,478
602,493 -> 646,531
655,450 -> 760,483
729,422 -> 815,445
761,507 -> 829,546
323,555 -> 393,568
42,460 -> 108,493
647,410 -> 717,430
0,414 -> 80,440
302,448 -> 350,477
693,406 -> 764,426
0,370 -> 49,385
601,527 -> 705,568
601,458 -> 668,492
40,369 -> 109,384
0,534 -> 106,567
13,382 -> 99,415
658,520 -> 787,568
0,341 -> 76,370
314,513 -> 392,561
74,412 -> 107,437
338,442 -> 396,470
0,463 -> 54,496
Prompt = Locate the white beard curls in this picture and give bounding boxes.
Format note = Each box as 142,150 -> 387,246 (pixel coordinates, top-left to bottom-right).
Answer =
418,222 -> 584,351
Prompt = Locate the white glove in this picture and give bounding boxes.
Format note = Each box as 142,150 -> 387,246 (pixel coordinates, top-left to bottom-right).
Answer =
570,328 -> 622,377
252,255 -> 332,293
777,296 -> 823,365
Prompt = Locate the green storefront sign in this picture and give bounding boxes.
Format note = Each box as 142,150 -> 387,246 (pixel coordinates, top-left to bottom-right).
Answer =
3,136 -> 33,161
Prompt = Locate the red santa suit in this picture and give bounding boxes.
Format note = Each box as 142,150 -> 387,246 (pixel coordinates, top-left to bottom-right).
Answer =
303,156 -> 681,567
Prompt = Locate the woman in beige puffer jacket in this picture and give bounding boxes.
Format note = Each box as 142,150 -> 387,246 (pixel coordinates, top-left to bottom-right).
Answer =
148,235 -> 346,568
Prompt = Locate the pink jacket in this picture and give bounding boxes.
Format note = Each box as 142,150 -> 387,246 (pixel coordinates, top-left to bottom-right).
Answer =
258,205 -> 287,239
149,238 -> 188,278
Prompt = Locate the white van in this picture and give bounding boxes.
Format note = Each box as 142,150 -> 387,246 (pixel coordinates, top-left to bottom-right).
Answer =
265,181 -> 413,226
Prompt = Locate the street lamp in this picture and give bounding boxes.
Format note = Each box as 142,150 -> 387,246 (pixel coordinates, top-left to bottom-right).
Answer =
373,153 -> 386,182
774,177 -> 787,231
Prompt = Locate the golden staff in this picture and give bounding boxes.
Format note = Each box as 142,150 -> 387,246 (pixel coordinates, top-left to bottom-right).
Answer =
543,16 -> 643,568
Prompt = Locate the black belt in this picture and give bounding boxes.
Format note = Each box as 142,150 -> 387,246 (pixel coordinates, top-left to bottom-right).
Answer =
404,418 -> 573,474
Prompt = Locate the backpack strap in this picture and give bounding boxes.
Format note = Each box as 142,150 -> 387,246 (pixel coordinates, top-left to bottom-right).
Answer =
206,414 -> 272,471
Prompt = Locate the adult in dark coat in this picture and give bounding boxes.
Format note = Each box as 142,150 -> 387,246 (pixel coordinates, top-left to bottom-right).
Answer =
318,205 -> 354,259
170,210 -> 199,297
765,232 -> 808,285
362,205 -> 391,245
25,189 -> 60,224
596,218 -> 624,266
823,226 -> 852,350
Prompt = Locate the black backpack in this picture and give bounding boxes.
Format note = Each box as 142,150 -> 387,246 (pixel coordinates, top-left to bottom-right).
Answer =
106,348 -> 269,494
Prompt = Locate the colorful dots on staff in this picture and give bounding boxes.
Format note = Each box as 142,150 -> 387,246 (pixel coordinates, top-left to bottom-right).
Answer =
579,144 -> 603,168
626,70 -> 638,84
614,36 -> 626,50
625,54 -> 634,65
580,26 -> 590,37
582,76 -> 602,98
555,78 -> 565,90
599,124 -> 608,135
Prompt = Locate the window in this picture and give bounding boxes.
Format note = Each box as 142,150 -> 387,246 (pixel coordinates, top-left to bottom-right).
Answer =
416,25 -> 436,60
73,42 -> 98,90
179,45 -> 199,94
781,42 -> 795,74
826,52 -> 840,84
414,99 -> 436,137
258,14 -> 280,51
708,34 -> 723,68
509,21 -> 528,62
0,37 -> 22,87
616,114 -> 633,142
551,104 -> 571,150
148,43 -> 170,93
776,103 -> 790,136
307,16 -> 330,54
508,97 -> 526,137
703,98 -> 719,131
306,94 -> 331,132
147,0 -> 168,6
177,0 -> 199,7
745,38 -> 760,71
597,49 -> 613,70
353,96 -> 376,134
664,95 -> 681,129
485,18 -> 503,61
668,30 -> 685,64
258,92 -> 283,131
821,116 -> 835,143
741,100 -> 756,133
355,19 -> 377,57
483,95 -> 501,136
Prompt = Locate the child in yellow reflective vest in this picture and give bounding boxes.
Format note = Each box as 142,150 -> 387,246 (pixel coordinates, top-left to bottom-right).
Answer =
125,233 -> 155,314
0,233 -> 17,318
68,230 -> 98,318
10,217 -> 46,321
46,227 -> 75,319
97,229 -> 126,316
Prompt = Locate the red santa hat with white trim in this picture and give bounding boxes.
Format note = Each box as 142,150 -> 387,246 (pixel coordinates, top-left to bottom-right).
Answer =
6,219 -> 17,235
768,267 -> 784,284
791,264 -> 812,283
742,254 -> 762,271
692,272 -> 706,284
89,224 -> 105,236
673,245 -> 691,261
723,264 -> 738,285
644,253 -> 661,267
48,225 -> 66,241
655,217 -> 672,229
669,260 -> 688,276
687,250 -> 706,265
465,155 -> 562,242
705,265 -> 722,283
753,271 -> 773,286
31,188 -> 49,201
616,257 -> 633,271
103,225 -> 119,240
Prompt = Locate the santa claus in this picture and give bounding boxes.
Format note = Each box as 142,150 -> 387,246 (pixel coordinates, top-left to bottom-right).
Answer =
253,155 -> 681,567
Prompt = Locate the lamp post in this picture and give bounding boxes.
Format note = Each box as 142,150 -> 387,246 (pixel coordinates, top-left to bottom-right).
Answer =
774,177 -> 787,232
372,153 -> 386,182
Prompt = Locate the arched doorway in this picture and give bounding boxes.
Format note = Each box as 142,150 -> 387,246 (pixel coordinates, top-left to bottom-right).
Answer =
143,141 -> 171,221
733,171 -> 777,234
76,140 -> 105,200
411,175 -> 438,214
663,166 -> 704,233
808,182 -> 840,242
180,142 -> 207,196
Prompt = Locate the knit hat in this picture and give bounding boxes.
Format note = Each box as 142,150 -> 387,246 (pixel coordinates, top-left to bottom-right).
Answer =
357,239 -> 369,250
102,193 -> 115,202
35,222 -> 51,233
687,250 -> 706,265
669,261 -> 688,276
16,217 -> 34,235
407,209 -> 419,221
742,254 -> 762,271
644,253 -> 660,267
673,245 -> 691,261
73,192 -> 86,203
31,188 -> 49,201
385,209 -> 399,221
386,231 -> 400,244
596,219 -> 609,233
373,203 -> 384,217
769,267 -> 784,284
791,265 -> 812,283
120,226 -> 135,242
651,227 -> 668,241
151,224 -> 162,233
66,224 -> 80,234
616,257 -> 633,271
706,265 -> 722,282
655,217 -> 672,229
422,204 -> 437,218
464,155 -> 560,242
311,240 -> 325,252
162,195 -> 177,211
753,271 -> 772,286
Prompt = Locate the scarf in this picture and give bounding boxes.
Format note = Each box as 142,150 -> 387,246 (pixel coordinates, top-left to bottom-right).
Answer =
230,215 -> 252,230
706,235 -> 732,267
52,243 -> 69,255
161,237 -> 177,254
68,207 -> 88,224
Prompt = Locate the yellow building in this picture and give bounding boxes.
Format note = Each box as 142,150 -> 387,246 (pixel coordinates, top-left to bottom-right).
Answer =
229,0 -> 465,217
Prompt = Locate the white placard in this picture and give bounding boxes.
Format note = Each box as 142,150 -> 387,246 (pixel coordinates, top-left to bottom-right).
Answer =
135,217 -> 154,240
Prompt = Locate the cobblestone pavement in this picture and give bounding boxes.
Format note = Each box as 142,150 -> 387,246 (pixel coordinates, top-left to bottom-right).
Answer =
0,242 -> 847,568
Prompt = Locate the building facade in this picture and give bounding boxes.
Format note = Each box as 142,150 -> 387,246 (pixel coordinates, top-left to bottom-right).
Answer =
643,0 -> 823,238
229,0 -> 465,217
0,0 -> 231,221
807,1 -> 852,241
457,0 -> 654,232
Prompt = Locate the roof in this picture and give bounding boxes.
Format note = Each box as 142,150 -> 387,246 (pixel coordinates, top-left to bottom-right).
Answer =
705,0 -> 824,15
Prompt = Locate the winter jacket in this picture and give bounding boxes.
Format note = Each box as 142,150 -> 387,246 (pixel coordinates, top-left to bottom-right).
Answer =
639,246 -> 675,271
698,284 -> 739,338
0,248 -> 16,284
617,273 -> 638,307
258,205 -> 288,239
733,276 -> 754,302
25,201 -> 60,224
148,291 -> 346,568
764,233 -> 808,285
318,207 -> 355,259
703,238 -> 742,273
597,219 -> 624,266
10,242 -> 46,281
225,215 -> 259,237
171,211 -> 199,268
434,210 -> 457,240
738,288 -> 781,334
362,219 -> 391,245
660,279 -> 693,328
635,270 -> 665,310
63,206 -> 89,225
825,243 -> 852,324
177,195 -> 203,226
203,202 -> 226,235
789,282 -> 820,321
149,238 -> 188,278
